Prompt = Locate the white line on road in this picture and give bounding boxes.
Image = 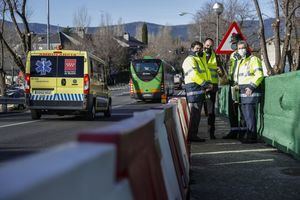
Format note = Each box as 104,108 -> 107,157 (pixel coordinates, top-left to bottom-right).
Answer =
215,142 -> 242,145
0,120 -> 39,129
112,105 -> 123,109
213,159 -> 274,166
191,148 -> 277,156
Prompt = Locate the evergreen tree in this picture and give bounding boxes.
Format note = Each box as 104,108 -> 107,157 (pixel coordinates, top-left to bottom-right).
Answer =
142,22 -> 148,45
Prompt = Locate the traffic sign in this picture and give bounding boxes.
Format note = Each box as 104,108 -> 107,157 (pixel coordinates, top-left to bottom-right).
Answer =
216,21 -> 246,54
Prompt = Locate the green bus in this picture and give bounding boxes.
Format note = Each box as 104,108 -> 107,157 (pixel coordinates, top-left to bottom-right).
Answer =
129,56 -> 175,102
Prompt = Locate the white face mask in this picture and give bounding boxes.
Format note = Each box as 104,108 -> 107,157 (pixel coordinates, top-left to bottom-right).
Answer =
238,48 -> 247,58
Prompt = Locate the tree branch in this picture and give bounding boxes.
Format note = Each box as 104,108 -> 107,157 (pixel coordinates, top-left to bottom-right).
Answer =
287,5 -> 300,22
252,0 -> 274,75
0,32 -> 24,72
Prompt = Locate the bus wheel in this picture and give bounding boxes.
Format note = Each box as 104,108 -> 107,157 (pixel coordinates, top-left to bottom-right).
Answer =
31,110 -> 41,120
104,100 -> 112,117
87,103 -> 96,121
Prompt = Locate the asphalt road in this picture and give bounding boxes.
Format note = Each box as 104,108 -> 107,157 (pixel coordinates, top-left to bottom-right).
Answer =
0,92 -> 168,164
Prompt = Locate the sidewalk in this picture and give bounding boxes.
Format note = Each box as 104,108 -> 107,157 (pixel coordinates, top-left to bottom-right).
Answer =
190,115 -> 300,200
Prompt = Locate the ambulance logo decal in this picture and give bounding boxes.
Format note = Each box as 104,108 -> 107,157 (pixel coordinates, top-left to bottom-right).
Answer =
35,58 -> 52,75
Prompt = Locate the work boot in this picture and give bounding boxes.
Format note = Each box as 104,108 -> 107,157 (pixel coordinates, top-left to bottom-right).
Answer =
237,131 -> 246,140
241,132 -> 257,143
189,136 -> 206,142
241,138 -> 257,144
222,131 -> 237,139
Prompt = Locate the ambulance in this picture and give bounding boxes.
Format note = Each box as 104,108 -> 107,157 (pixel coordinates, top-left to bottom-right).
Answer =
25,50 -> 111,120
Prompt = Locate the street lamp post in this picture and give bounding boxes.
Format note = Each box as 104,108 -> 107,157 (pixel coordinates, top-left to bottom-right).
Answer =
47,0 -> 50,50
179,12 -> 202,42
213,2 -> 224,48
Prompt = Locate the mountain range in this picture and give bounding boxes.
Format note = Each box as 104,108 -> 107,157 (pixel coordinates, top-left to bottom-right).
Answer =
24,19 -> 276,40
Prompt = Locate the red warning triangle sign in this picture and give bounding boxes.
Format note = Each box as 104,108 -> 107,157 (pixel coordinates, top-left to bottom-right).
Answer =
216,21 -> 246,55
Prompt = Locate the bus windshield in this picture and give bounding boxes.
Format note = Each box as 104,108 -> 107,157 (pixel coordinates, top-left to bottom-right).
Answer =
132,59 -> 161,81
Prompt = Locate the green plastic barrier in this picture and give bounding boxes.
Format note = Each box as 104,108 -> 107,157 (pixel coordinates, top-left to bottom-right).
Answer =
218,71 -> 300,159
218,85 -> 230,117
260,71 -> 300,159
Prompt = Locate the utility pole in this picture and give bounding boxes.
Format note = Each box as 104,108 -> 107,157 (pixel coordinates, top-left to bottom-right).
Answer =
47,0 -> 50,49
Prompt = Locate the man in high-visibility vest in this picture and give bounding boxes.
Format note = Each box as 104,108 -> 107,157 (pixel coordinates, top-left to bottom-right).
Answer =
223,33 -> 246,139
203,38 -> 224,139
182,41 -> 212,142
232,40 -> 264,143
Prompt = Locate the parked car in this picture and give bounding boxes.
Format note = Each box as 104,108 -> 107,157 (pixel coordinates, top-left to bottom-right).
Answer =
6,85 -> 25,98
4,84 -> 26,110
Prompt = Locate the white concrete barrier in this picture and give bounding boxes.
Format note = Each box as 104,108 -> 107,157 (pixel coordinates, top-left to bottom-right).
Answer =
0,98 -> 191,200
171,105 -> 190,182
0,142 -> 133,200
134,110 -> 182,200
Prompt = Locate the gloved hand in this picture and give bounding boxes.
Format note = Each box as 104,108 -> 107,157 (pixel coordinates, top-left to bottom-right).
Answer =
233,84 -> 239,91
216,67 -> 224,76
233,52 -> 241,60
245,87 -> 253,96
205,84 -> 213,92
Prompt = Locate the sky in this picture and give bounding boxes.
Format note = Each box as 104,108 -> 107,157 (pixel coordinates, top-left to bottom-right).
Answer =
27,0 -> 275,27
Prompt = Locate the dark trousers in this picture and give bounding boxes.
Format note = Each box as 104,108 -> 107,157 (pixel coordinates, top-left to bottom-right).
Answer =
206,90 -> 217,135
240,103 -> 257,139
228,87 -> 239,129
188,100 -> 204,138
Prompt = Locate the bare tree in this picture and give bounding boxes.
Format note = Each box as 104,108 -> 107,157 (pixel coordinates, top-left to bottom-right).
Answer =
67,6 -> 95,52
278,0 -> 300,73
73,6 -> 91,31
192,0 -> 256,44
253,0 -> 274,75
138,25 -> 186,69
93,14 -> 128,73
272,0 -> 281,69
0,0 -> 31,73
0,1 -> 7,100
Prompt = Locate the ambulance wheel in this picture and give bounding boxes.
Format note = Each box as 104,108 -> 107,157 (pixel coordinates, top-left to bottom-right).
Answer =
104,100 -> 112,117
87,103 -> 96,121
31,110 -> 41,120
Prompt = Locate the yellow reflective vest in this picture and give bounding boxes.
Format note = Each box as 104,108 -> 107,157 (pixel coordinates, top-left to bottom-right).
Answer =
182,54 -> 212,86
228,51 -> 238,82
233,55 -> 263,88
205,52 -> 219,84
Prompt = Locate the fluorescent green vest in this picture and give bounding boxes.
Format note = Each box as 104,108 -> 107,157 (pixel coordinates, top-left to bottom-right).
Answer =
233,55 -> 263,87
182,55 -> 212,85
206,52 -> 218,84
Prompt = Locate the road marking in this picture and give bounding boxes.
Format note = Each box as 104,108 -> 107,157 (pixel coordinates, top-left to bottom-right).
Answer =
0,121 -> 39,129
215,142 -> 242,145
191,148 -> 277,156
213,159 -> 274,166
112,105 -> 123,109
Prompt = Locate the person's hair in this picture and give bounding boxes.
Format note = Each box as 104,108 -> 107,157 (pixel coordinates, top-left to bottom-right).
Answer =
237,40 -> 248,48
204,37 -> 214,43
191,41 -> 203,48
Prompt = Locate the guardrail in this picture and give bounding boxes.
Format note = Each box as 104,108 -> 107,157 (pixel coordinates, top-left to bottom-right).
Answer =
0,97 -> 25,105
